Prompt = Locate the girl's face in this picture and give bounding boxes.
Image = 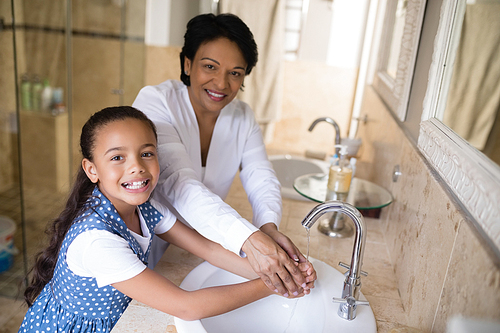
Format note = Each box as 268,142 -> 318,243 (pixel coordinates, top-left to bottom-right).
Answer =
184,37 -> 247,116
82,118 -> 159,215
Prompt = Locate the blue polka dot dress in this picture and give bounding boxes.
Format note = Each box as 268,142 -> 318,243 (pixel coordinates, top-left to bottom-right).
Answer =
18,187 -> 163,333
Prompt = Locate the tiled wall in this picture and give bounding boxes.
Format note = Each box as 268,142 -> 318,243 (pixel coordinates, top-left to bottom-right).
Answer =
69,35 -> 146,171
355,86 -> 500,331
143,45 -> 182,86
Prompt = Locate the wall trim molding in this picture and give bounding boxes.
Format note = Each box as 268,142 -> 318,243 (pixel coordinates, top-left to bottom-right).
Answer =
372,0 -> 426,121
419,119 -> 500,258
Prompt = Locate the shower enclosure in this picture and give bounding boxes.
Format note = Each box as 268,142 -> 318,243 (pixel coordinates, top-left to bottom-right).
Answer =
0,0 -> 146,298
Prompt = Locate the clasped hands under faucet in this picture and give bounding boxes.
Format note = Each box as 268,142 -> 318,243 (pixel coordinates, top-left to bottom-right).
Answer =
242,226 -> 317,298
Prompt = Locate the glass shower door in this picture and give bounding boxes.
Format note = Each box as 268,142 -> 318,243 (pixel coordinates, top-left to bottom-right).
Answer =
69,0 -> 146,172
0,0 -> 72,304
0,0 -> 146,310
0,0 -> 25,299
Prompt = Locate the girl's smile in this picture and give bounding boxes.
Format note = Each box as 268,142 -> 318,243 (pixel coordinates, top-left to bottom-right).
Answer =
121,179 -> 150,191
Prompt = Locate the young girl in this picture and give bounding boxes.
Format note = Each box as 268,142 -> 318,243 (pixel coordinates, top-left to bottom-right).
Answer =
19,106 -> 315,333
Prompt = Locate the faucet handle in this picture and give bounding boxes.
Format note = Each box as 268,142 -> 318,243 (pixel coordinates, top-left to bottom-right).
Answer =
332,296 -> 370,306
338,262 -> 368,277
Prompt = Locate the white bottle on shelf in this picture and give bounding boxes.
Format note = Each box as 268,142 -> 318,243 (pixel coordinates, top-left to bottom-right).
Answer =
41,78 -> 53,112
31,75 -> 43,111
327,145 -> 353,194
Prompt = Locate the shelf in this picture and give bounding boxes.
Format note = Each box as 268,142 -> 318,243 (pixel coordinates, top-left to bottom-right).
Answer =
293,173 -> 393,210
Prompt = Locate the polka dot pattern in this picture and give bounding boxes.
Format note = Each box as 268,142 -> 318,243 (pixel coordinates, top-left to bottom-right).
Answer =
18,187 -> 163,332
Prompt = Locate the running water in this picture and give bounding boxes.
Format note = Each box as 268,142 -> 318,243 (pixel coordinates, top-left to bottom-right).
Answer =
306,228 -> 311,262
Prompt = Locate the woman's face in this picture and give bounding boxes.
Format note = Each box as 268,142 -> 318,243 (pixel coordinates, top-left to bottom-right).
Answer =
184,37 -> 247,116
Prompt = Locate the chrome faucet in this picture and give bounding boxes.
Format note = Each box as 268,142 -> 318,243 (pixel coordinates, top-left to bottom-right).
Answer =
301,201 -> 370,320
308,117 -> 341,156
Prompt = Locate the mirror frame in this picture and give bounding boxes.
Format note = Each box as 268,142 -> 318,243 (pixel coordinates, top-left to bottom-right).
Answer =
372,0 -> 427,121
419,0 -> 500,258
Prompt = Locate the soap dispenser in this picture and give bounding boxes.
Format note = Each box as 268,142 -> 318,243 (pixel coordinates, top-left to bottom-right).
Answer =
327,145 -> 353,195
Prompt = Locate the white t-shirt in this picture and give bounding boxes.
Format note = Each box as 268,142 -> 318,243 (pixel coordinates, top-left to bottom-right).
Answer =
132,80 -> 282,256
66,199 -> 176,287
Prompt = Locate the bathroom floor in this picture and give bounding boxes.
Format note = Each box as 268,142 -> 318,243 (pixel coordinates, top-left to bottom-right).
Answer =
0,186 -> 66,331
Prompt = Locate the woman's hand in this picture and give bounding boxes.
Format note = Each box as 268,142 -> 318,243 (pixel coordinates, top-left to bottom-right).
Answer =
242,230 -> 307,297
259,223 -> 317,294
260,223 -> 306,263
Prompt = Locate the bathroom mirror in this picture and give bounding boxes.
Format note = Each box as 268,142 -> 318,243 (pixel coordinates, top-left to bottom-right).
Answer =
419,0 -> 500,257
372,0 -> 427,121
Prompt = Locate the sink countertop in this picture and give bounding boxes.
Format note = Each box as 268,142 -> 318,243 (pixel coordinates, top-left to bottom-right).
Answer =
112,182 -> 411,333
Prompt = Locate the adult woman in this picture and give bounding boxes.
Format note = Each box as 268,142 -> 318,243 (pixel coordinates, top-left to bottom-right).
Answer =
132,13 -> 313,296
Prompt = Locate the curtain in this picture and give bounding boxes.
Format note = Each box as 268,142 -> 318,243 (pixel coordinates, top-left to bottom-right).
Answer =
220,0 -> 285,125
443,3 -> 500,150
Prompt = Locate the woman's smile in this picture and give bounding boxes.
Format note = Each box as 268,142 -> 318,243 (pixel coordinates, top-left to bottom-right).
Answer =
205,89 -> 227,102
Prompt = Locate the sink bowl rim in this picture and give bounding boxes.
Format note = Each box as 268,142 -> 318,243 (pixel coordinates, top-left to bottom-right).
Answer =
174,257 -> 376,333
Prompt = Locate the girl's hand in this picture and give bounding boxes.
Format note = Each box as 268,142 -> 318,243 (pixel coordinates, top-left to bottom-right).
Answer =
275,261 -> 316,298
297,261 -> 317,294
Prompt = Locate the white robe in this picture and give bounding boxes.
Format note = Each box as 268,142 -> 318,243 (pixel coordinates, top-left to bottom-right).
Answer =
132,80 -> 282,263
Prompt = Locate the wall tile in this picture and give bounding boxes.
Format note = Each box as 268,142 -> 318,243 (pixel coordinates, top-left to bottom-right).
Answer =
72,0 -> 121,35
144,46 -> 182,86
71,36 -> 121,169
388,137 -> 459,330
21,0 -> 65,28
356,86 -> 500,331
123,41 -> 146,106
432,221 -> 500,332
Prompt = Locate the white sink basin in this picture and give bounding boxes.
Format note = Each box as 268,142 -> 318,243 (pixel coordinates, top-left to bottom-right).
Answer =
174,257 -> 377,333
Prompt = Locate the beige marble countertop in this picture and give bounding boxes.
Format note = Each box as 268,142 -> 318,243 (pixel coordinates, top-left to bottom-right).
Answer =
112,177 -> 410,333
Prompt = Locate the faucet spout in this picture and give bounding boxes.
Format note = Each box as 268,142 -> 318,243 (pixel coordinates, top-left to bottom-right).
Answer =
308,117 -> 341,156
301,201 -> 368,320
